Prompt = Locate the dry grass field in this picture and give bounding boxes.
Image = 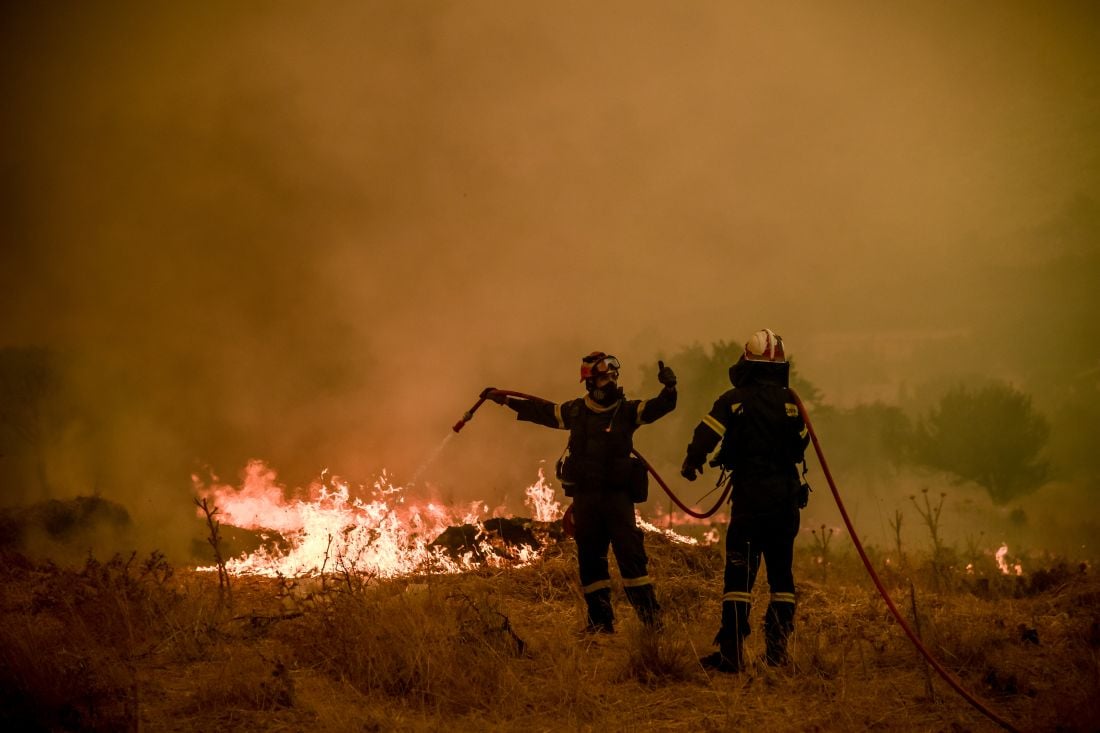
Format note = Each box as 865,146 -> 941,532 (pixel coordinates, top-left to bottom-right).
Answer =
1,520 -> 1097,733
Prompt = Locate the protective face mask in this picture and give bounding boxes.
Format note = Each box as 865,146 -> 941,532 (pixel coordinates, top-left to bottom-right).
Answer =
589,383 -> 622,406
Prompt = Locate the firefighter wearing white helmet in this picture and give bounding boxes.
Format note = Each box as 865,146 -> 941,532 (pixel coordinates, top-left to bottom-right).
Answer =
744,327 -> 785,362
484,352 -> 677,633
680,328 -> 810,673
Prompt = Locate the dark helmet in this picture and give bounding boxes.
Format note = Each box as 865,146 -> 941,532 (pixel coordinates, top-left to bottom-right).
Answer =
579,351 -> 620,383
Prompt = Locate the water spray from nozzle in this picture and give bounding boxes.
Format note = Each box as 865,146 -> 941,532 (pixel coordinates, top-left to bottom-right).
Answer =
409,431 -> 456,486
413,389 -> 498,486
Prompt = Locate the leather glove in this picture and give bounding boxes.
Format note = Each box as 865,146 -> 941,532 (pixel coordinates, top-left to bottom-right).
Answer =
481,388 -> 507,405
657,360 -> 677,388
680,457 -> 700,482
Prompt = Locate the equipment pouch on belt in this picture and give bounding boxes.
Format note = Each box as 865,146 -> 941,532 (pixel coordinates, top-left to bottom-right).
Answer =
797,460 -> 812,509
556,451 -> 578,497
796,479 -> 811,509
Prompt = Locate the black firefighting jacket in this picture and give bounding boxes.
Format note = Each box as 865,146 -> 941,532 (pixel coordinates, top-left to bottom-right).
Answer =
506,386 -> 677,494
684,359 -> 809,511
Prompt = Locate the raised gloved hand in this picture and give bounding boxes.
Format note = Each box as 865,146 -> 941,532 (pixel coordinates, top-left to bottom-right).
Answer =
481,387 -> 507,405
657,360 -> 677,388
680,457 -> 701,482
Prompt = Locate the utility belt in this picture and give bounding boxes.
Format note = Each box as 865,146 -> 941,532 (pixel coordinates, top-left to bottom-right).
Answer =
557,453 -> 649,503
712,459 -> 811,510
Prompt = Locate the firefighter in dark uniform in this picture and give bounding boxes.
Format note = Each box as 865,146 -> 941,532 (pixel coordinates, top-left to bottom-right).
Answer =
485,352 -> 677,632
680,329 -> 810,672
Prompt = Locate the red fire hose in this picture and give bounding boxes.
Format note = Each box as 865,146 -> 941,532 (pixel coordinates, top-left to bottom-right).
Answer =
787,388 -> 1020,733
630,448 -> 731,519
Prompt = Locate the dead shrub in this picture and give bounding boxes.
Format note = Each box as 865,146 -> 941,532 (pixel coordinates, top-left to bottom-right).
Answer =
500,551 -> 578,604
279,581 -> 528,716
616,624 -> 698,686
0,551 -> 201,732
30,551 -> 182,650
0,612 -> 137,732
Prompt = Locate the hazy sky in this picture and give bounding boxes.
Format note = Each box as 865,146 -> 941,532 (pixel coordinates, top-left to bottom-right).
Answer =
2,1 -> 1098,526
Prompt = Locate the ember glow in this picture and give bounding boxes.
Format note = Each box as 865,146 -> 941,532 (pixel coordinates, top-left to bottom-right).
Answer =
193,460 -> 558,578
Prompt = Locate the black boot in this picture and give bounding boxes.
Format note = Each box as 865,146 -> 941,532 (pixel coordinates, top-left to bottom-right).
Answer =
701,630 -> 744,673
624,584 -> 663,630
583,587 -> 615,633
764,601 -> 794,666
701,600 -> 749,673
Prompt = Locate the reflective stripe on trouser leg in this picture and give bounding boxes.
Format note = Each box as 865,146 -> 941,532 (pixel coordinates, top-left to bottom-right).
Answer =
623,578 -> 661,627
765,593 -> 795,664
582,579 -> 614,628
766,592 -> 796,634
718,598 -> 751,641
621,575 -> 652,588
713,600 -> 747,671
582,578 -> 612,594
583,586 -> 614,628
576,541 -> 610,590
723,535 -> 762,605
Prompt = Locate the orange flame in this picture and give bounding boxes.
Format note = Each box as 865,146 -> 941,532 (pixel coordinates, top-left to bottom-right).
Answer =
193,460 -> 548,578
995,543 -> 1023,576
523,467 -> 562,522
635,512 -> 706,545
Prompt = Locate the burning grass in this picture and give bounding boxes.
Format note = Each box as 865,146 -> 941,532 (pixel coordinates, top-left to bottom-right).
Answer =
1,529 -> 1098,733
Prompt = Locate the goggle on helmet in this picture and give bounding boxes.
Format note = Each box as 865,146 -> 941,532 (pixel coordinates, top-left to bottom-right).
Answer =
579,351 -> 621,382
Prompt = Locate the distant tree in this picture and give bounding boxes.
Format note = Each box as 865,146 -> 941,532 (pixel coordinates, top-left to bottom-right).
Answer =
981,196 -> 1100,481
811,402 -> 911,479
910,382 -> 1049,505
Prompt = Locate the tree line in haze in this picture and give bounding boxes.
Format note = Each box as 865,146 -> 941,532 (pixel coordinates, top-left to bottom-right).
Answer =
641,341 -> 1077,510
2,197 -> 1098,512
0,334 -> 1090,512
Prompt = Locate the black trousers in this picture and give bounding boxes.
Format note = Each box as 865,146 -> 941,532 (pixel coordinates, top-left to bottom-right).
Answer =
573,488 -> 650,588
719,507 -> 799,640
572,488 -> 656,627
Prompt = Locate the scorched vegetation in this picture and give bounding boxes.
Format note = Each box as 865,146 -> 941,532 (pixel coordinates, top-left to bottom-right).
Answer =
1,523 -> 1097,732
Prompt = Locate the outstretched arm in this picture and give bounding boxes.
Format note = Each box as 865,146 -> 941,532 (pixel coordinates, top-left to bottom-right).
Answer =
483,388 -> 569,429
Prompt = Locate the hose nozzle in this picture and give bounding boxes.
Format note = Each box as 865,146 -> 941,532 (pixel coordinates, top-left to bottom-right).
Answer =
452,410 -> 475,433
453,397 -> 488,433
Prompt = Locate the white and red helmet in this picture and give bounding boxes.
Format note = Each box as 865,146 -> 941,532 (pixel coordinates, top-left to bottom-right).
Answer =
744,328 -> 786,363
